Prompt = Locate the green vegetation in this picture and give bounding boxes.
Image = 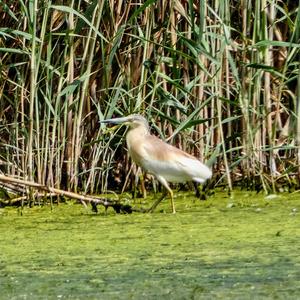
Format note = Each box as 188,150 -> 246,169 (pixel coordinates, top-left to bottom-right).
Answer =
1,3 -> 300,298
0,1 -> 300,197
1,191 -> 300,298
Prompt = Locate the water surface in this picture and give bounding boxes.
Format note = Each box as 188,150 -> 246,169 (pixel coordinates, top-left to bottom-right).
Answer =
1,191 -> 300,299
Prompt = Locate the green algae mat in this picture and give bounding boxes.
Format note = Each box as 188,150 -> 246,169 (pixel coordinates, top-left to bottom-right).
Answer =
1,191 -> 300,299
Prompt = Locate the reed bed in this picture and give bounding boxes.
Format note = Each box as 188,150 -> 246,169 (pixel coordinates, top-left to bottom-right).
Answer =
0,0 -> 299,197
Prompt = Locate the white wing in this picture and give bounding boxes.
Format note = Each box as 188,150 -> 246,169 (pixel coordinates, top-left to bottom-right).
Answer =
138,137 -> 212,183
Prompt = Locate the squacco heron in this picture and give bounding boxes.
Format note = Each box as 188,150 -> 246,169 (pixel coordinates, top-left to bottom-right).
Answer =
101,114 -> 212,213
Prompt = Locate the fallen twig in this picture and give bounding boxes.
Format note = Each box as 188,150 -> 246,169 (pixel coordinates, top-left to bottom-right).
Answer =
0,174 -> 133,213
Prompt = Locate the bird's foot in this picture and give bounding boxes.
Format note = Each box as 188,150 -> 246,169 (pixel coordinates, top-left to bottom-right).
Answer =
144,207 -> 155,213
131,206 -> 151,213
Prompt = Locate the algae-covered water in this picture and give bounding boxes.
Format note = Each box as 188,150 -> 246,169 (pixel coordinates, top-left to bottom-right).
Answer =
1,191 -> 300,299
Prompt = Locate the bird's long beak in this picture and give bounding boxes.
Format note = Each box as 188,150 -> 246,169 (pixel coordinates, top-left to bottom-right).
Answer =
100,116 -> 130,125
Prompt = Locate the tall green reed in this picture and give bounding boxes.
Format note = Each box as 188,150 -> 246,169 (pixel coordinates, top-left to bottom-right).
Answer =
0,0 -> 299,198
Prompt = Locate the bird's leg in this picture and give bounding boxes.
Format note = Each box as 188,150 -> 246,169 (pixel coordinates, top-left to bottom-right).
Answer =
168,189 -> 175,214
147,176 -> 176,213
147,191 -> 167,213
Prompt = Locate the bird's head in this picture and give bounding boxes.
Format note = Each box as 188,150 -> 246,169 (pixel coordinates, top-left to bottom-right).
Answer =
100,114 -> 149,131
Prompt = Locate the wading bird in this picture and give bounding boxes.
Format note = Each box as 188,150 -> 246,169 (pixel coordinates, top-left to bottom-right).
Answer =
101,114 -> 212,213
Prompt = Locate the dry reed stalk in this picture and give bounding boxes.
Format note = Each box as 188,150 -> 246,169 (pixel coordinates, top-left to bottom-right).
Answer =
0,0 -> 299,196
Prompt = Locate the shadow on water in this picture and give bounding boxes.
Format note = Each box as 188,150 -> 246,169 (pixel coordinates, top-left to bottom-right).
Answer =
1,190 -> 300,299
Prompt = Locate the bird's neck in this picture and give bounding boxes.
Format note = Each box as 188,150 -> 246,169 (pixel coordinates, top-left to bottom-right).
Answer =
127,125 -> 149,139
126,125 -> 149,148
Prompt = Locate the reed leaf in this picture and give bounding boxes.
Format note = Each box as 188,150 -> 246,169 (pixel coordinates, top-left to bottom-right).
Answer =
0,0 -> 299,197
